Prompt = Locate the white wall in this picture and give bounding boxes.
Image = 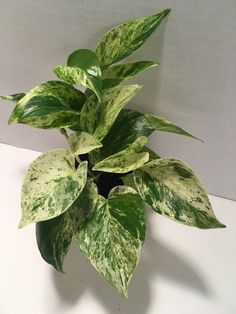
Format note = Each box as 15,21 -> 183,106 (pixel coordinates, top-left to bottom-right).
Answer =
0,0 -> 235,200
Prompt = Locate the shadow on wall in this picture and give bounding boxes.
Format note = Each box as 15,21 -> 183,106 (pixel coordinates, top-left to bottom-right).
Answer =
52,213 -> 210,314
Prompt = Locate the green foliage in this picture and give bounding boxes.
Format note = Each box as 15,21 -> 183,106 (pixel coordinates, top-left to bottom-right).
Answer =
0,8 -> 225,297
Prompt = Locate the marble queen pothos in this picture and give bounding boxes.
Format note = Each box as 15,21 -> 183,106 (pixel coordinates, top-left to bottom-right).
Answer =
0,8 -> 225,297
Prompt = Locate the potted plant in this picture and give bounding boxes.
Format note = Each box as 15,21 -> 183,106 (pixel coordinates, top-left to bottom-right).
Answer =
0,8 -> 225,298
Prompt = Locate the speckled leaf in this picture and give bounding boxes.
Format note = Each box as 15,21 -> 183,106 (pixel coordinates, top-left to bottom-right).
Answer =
91,135 -> 147,165
99,108 -> 198,161
75,186 -> 146,296
99,109 -> 152,159
145,113 -> 200,140
36,179 -> 98,272
141,147 -> 160,161
92,152 -> 149,174
68,131 -> 102,156
102,61 -> 158,88
133,158 -> 225,229
0,93 -> 25,102
80,85 -> 141,141
54,66 -> 102,101
9,81 -> 85,129
95,9 -> 170,67
19,149 -> 87,228
36,210 -> 73,272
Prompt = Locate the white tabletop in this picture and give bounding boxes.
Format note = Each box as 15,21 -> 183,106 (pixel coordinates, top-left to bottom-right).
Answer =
0,143 -> 235,314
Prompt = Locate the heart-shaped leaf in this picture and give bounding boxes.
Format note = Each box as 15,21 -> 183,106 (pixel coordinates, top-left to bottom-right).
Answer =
80,85 -> 141,141
102,61 -> 158,89
133,158 -> 226,229
75,186 -> 146,297
9,81 -> 85,129
68,131 -> 103,156
36,179 -> 98,272
19,149 -> 87,228
95,9 -> 170,67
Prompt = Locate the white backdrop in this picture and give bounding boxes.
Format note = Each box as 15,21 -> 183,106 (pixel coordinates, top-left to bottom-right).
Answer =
0,0 -> 235,200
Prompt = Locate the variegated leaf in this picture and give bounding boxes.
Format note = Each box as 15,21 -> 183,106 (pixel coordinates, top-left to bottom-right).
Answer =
90,135 -> 147,165
75,186 -> 146,297
133,158 -> 225,229
145,113 -> 201,141
92,152 -> 149,174
99,108 -> 198,161
80,85 -> 141,141
19,149 -> 87,228
102,61 -> 158,89
141,146 -> 160,161
54,66 -> 102,101
9,81 -> 85,129
95,9 -> 170,67
36,210 -> 73,272
0,93 -> 25,102
68,131 -> 103,156
36,179 -> 98,272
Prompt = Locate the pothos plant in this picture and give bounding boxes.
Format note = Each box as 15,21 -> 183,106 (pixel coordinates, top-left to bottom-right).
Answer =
1,8 -> 225,297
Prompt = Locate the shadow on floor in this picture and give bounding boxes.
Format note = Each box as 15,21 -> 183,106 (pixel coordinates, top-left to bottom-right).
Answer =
52,215 -> 210,314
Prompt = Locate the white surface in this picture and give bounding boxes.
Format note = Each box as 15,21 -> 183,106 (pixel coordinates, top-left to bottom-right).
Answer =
0,143 -> 235,314
0,0 -> 236,200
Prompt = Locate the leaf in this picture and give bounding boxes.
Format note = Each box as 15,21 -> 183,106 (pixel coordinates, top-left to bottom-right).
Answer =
36,211 -> 73,272
19,149 -> 87,228
0,93 -> 25,102
75,186 -> 146,297
80,85 -> 141,141
145,113 -> 201,141
95,9 -> 171,67
92,152 -> 149,174
141,146 -> 160,161
36,179 -> 98,272
99,108 -> 198,161
99,109 -> 152,159
68,131 -> 103,156
9,81 -> 85,129
102,61 -> 158,89
133,158 -> 226,229
91,135 -> 147,166
54,66 -> 102,101
64,49 -> 102,100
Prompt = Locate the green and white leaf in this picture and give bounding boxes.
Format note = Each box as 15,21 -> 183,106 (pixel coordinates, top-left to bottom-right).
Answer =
93,151 -> 149,173
54,65 -> 102,101
145,113 -> 201,140
19,149 -> 87,228
68,131 -> 103,156
91,135 -> 147,164
102,61 -> 158,89
36,210 -> 73,272
96,9 -> 171,67
100,108 -> 198,161
9,81 -> 85,129
36,179 -> 98,272
133,158 -> 225,229
75,186 -> 146,297
0,93 -> 25,102
141,146 -> 160,161
80,85 -> 141,141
